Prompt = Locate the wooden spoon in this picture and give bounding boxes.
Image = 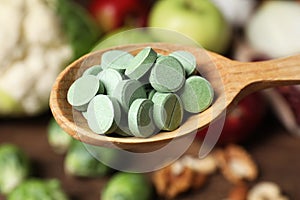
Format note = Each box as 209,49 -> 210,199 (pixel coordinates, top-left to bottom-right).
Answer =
50,43 -> 300,152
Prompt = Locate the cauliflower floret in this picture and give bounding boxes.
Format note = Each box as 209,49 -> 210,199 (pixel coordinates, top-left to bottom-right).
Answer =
0,62 -> 33,100
0,0 -> 73,116
35,45 -> 72,100
21,94 -> 44,115
0,0 -> 24,70
24,0 -> 64,45
26,46 -> 47,78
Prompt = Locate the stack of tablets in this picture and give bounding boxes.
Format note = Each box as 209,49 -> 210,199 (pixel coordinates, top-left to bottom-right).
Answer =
67,47 -> 214,138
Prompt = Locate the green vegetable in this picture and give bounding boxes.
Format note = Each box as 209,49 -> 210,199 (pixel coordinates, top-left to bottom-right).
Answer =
0,90 -> 22,116
8,179 -> 68,200
0,144 -> 30,195
102,172 -> 152,200
47,118 -> 73,154
56,0 -> 101,59
64,140 -> 111,177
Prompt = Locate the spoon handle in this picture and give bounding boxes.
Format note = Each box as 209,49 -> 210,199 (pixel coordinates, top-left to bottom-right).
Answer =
234,54 -> 300,92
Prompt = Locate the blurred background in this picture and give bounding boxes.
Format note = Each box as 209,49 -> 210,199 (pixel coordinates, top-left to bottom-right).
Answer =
0,0 -> 300,199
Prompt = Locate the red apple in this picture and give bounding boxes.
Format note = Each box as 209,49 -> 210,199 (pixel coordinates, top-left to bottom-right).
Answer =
197,92 -> 267,144
88,0 -> 151,33
276,86 -> 300,124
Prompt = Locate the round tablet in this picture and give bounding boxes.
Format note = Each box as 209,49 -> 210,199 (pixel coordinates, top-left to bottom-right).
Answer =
112,79 -> 147,112
97,68 -> 124,95
82,111 -> 89,120
125,47 -> 157,80
114,114 -> 134,137
180,76 -> 214,113
128,98 -> 156,137
147,89 -> 156,100
170,51 -> 196,76
149,55 -> 185,93
82,65 -> 102,76
115,125 -> 133,137
87,95 -> 121,135
67,75 -> 104,111
101,50 -> 134,72
152,92 -> 183,131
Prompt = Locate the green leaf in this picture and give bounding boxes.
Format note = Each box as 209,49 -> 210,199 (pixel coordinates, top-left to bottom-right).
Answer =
56,0 -> 101,59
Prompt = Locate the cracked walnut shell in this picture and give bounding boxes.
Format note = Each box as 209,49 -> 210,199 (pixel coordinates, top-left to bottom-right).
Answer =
152,156 -> 207,199
214,144 -> 258,184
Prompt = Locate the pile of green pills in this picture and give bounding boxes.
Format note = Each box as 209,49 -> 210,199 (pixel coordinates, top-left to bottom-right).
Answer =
67,47 -> 214,138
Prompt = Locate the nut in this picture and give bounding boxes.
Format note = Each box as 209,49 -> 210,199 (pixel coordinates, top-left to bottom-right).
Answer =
181,154 -> 218,175
248,182 -> 289,200
152,164 -> 194,199
227,183 -> 248,200
152,155 -> 210,199
191,172 -> 207,190
214,144 -> 258,184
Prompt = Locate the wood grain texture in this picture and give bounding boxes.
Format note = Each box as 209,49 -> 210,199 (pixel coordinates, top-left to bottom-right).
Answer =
49,43 -> 300,151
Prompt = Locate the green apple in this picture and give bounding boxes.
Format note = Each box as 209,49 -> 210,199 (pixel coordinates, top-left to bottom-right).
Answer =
92,27 -> 202,52
92,27 -> 157,51
149,0 -> 231,53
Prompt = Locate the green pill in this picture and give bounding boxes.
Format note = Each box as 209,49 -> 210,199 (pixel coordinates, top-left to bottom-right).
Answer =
115,113 -> 134,137
152,92 -> 183,131
147,89 -> 156,100
101,50 -> 134,72
112,79 -> 147,112
128,98 -> 156,138
125,47 -> 157,80
87,95 -> 121,135
82,111 -> 89,120
67,75 -> 104,111
97,69 -> 124,95
115,126 -> 133,137
170,51 -> 196,76
82,65 -> 102,76
150,55 -> 185,93
180,76 -> 214,113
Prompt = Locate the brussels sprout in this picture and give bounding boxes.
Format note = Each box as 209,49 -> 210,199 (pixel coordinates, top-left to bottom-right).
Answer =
47,118 -> 73,154
64,140 -> 112,177
8,179 -> 68,200
101,172 -> 152,200
0,144 -> 30,195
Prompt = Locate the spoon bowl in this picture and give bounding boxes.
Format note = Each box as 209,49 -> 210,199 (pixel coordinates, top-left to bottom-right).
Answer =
50,43 -> 300,152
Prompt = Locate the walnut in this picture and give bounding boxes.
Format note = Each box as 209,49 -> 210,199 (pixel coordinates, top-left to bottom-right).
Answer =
152,155 -> 209,199
191,171 -> 207,190
248,182 -> 289,200
152,163 -> 194,199
226,183 -> 248,200
181,154 -> 218,175
214,144 -> 258,184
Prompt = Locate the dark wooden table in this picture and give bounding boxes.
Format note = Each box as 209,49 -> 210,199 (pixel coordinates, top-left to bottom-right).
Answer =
0,111 -> 299,200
